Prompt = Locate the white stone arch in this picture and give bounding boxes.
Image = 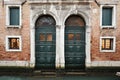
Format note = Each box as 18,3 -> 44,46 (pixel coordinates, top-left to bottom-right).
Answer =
62,10 -> 91,68
30,10 -> 59,68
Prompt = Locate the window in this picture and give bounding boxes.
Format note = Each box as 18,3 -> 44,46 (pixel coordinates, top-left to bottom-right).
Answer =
102,7 -> 112,26
6,36 -> 22,51
100,5 -> 116,28
6,5 -> 21,28
9,38 -> 19,49
102,38 -> 113,50
67,33 -> 81,41
100,37 -> 116,52
68,34 -> 74,40
10,7 -> 20,25
40,34 -> 45,41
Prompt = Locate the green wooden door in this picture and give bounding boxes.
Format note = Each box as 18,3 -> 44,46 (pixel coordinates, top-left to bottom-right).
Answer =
65,26 -> 85,69
65,15 -> 86,69
35,15 -> 56,69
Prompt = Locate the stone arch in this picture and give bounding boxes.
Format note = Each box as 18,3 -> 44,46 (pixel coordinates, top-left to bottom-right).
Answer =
63,10 -> 90,28
35,15 -> 56,27
30,10 -> 58,68
32,10 -> 58,28
34,14 -> 56,69
64,14 -> 86,69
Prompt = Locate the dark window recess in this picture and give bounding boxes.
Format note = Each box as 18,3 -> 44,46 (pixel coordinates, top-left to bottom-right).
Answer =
39,33 -> 52,41
102,38 -> 113,50
9,38 -> 20,49
102,7 -> 113,26
10,7 -> 20,25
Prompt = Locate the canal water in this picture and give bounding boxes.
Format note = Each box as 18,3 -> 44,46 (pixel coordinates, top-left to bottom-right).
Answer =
0,75 -> 119,80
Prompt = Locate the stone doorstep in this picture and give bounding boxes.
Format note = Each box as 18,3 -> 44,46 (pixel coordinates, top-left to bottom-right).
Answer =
34,70 -> 56,75
32,71 -> 118,77
33,71 -> 87,77
0,67 -> 119,76
34,70 -> 86,74
66,72 -> 86,75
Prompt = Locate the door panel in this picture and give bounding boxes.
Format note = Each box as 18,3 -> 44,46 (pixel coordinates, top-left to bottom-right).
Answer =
35,26 -> 56,69
65,26 -> 85,69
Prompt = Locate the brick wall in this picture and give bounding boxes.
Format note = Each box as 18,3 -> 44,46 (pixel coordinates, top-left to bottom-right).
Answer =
0,1 -> 30,61
91,1 -> 120,61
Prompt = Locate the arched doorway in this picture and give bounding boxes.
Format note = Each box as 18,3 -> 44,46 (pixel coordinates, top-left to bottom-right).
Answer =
35,15 -> 56,69
65,15 -> 86,69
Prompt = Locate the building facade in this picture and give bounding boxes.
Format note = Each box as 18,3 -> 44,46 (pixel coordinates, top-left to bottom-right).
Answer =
0,0 -> 120,70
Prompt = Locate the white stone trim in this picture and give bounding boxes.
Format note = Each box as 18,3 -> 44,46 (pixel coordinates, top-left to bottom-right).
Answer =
29,8 -> 35,68
30,26 -> 35,68
100,5 -> 116,28
4,0 -> 26,5
56,25 -> 65,69
91,61 -> 120,67
85,26 -> 91,67
6,35 -> 22,52
4,0 -> 9,1
0,61 -> 29,67
100,36 -> 116,52
28,0 -> 94,4
55,26 -> 60,69
98,1 -> 119,5
6,5 -> 22,28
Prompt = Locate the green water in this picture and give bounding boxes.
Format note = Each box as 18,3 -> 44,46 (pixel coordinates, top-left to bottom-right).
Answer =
0,76 -> 119,80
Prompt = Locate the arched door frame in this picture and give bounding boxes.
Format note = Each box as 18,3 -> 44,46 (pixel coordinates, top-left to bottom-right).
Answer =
29,11 -> 60,68
62,11 -> 91,68
35,15 -> 56,69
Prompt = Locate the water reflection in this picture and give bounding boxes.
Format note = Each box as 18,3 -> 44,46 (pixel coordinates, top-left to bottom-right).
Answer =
0,76 -> 119,80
